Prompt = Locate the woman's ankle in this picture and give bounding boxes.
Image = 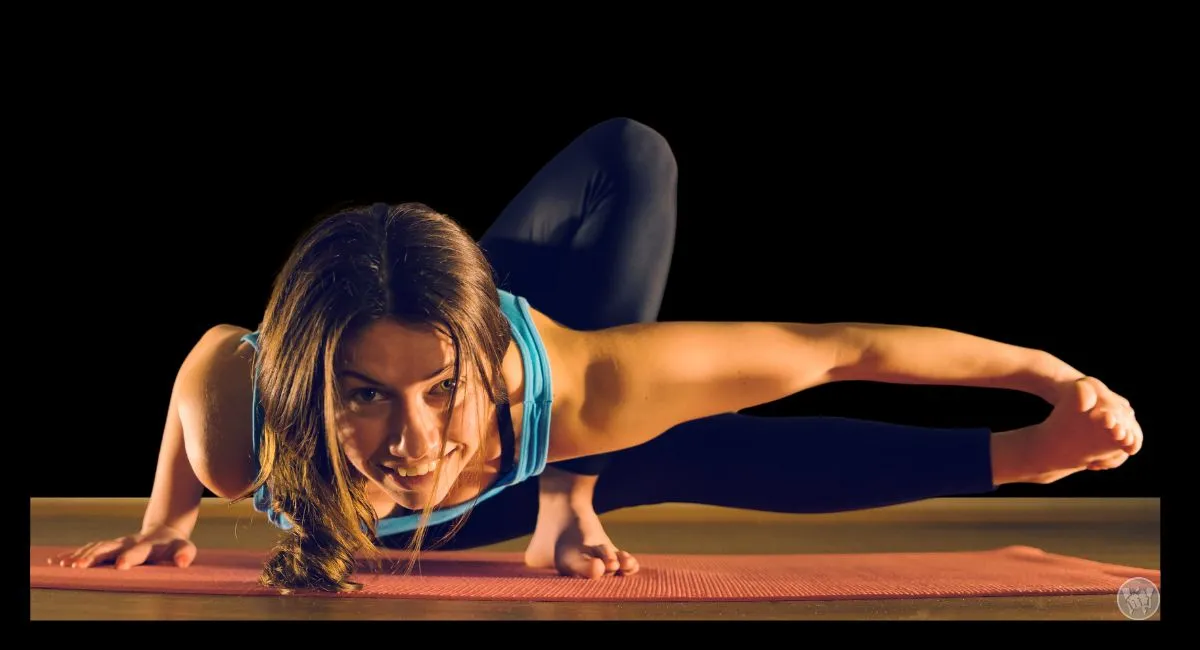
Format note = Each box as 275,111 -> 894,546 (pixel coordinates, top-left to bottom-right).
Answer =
991,423 -> 1089,486
990,426 -> 1038,486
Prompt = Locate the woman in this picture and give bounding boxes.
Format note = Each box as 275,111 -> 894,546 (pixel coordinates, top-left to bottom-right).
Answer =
56,118 -> 1144,592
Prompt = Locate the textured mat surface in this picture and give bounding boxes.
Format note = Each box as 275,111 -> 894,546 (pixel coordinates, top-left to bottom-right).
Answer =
30,545 -> 1161,602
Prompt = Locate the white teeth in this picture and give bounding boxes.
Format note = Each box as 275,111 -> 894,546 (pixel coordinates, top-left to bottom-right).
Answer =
396,460 -> 437,477
391,442 -> 454,478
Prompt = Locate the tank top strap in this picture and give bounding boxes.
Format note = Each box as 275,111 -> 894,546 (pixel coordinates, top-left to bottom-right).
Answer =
494,373 -> 516,477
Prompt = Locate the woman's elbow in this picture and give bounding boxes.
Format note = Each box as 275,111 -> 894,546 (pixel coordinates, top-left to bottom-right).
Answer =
190,449 -> 256,500
177,393 -> 259,500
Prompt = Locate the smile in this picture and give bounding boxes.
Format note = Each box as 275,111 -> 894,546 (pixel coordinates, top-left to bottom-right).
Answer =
394,459 -> 439,477
379,441 -> 456,484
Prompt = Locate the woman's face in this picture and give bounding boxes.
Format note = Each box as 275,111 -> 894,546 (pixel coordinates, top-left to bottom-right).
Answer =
333,318 -> 489,512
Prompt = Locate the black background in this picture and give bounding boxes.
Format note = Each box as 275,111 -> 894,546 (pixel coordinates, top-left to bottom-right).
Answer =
36,84 -> 1166,501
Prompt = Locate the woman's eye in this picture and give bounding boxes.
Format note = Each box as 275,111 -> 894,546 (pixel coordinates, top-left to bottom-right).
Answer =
437,378 -> 458,393
351,388 -> 382,403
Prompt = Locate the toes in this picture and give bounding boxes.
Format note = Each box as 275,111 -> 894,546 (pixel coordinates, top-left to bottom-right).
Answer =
1090,408 -> 1130,443
1072,379 -> 1100,412
616,550 -> 640,576
1088,452 -> 1129,470
1113,424 -> 1128,443
579,556 -> 607,580
587,544 -> 621,575
1090,407 -> 1114,428
1125,421 -> 1144,456
1115,406 -> 1142,454
557,550 -> 606,579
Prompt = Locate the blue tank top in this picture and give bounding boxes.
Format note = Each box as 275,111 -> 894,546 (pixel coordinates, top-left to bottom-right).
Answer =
240,289 -> 552,537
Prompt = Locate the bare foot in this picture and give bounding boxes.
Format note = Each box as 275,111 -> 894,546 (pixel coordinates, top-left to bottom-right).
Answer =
522,508 -> 569,570
524,499 -> 639,579
1009,377 -> 1144,484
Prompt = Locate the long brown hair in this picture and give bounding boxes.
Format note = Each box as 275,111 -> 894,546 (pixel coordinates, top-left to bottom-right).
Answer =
239,202 -> 512,592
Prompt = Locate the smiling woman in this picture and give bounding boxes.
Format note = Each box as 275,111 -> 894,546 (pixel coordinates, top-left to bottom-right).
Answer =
55,118 -> 1145,593
333,318 -> 501,514
239,201 -> 525,590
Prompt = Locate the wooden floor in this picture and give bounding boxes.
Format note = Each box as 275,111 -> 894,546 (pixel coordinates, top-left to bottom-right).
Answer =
30,497 -> 1160,621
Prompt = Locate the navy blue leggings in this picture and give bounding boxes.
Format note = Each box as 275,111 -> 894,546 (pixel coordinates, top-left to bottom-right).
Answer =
380,118 -> 997,550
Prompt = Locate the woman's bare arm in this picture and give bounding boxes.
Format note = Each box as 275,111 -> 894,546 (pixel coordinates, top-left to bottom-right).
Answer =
145,325 -> 260,535
139,363 -> 206,538
180,326 -> 261,500
554,320 -> 1084,458
58,325 -> 261,569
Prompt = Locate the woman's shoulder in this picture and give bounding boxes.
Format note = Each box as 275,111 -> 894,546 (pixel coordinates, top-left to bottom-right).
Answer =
494,290 -> 594,434
188,325 -> 258,380
186,324 -> 256,372
515,303 -> 601,462
519,304 -> 587,384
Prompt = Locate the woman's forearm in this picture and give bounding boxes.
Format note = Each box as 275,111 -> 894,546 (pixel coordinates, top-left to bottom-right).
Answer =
834,323 -> 1086,403
139,369 -> 207,538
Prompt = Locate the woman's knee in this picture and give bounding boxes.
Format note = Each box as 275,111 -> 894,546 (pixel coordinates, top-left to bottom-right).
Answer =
587,117 -> 678,183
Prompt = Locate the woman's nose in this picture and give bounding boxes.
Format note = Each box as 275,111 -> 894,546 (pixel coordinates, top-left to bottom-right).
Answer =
390,408 -> 439,460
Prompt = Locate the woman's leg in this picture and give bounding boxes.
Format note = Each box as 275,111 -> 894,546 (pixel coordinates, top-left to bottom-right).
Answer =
477,116 -> 677,331
379,117 -> 678,551
472,124 -> 991,517
396,414 -> 997,550
478,117 -> 676,479
591,414 -> 998,515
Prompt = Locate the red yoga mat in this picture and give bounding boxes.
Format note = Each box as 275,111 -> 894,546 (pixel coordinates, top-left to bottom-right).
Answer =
30,545 -> 1160,602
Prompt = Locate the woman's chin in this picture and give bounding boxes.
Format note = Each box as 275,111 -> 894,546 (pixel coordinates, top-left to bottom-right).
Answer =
389,478 -> 457,512
378,451 -> 464,512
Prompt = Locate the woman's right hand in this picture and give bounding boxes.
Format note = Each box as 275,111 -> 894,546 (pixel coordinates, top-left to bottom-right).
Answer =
53,524 -> 197,570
